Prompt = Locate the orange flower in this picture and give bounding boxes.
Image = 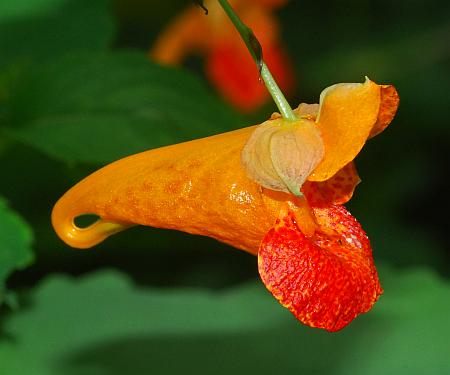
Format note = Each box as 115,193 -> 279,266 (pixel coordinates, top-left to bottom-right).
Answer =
150,0 -> 294,111
52,79 -> 398,331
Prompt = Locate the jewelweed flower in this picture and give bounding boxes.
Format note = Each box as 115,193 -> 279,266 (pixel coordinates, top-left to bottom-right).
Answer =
150,0 -> 294,111
51,79 -> 398,332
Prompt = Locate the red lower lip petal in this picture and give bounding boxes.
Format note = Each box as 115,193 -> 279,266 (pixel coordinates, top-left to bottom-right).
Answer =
258,205 -> 383,332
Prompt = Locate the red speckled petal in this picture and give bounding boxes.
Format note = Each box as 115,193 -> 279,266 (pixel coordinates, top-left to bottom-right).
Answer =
258,205 -> 382,332
369,85 -> 400,138
302,162 -> 361,207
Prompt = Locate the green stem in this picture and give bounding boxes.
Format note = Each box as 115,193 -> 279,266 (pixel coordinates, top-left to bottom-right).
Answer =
261,63 -> 296,121
216,0 -> 296,120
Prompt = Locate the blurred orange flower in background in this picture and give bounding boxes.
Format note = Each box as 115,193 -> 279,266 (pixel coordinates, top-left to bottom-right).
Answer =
150,0 -> 294,112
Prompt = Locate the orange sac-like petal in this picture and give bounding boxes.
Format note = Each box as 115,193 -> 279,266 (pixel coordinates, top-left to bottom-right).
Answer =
258,205 -> 382,332
308,78 -> 381,182
369,84 -> 399,138
52,126 -> 307,254
302,162 -> 360,207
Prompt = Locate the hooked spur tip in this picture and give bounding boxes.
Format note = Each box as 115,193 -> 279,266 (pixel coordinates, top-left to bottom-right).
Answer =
51,199 -> 132,249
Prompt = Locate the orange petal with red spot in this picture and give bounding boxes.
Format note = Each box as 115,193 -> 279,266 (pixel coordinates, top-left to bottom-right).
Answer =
308,78 -> 381,182
302,162 -> 360,207
258,205 -> 382,332
369,85 -> 400,138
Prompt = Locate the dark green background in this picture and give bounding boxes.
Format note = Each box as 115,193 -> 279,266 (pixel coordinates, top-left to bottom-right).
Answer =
0,0 -> 449,374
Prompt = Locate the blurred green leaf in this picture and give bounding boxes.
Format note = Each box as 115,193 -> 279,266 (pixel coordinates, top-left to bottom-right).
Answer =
4,51 -> 241,164
0,0 -> 114,70
1,266 -> 449,374
0,0 -> 65,21
0,197 -> 33,303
